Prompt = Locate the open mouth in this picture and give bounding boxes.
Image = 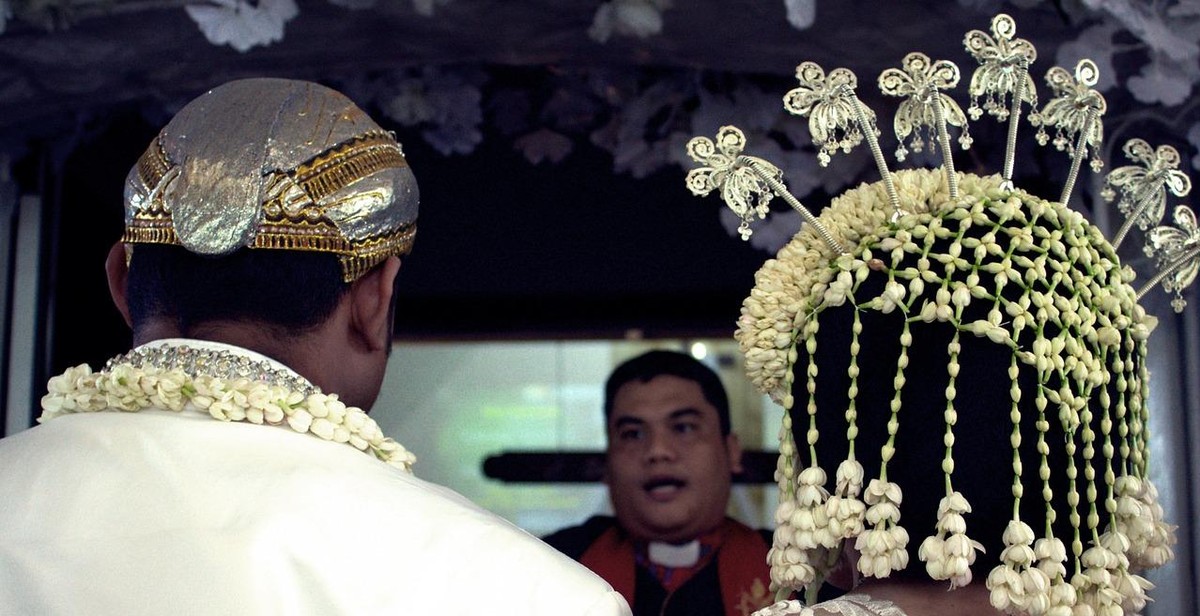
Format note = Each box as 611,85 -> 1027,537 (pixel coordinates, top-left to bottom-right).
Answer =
643,477 -> 686,500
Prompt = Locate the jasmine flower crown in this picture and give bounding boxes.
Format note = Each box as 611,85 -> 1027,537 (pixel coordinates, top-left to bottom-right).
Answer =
684,14 -> 1192,615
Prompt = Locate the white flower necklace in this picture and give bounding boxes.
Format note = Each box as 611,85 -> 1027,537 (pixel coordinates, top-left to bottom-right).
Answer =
39,342 -> 416,472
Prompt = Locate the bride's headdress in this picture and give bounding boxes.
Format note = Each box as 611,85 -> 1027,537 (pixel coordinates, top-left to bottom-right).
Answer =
685,13 -> 1191,614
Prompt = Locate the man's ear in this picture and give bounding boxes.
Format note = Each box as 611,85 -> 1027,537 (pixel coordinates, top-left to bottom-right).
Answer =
105,242 -> 133,328
725,433 -> 744,475
348,256 -> 402,353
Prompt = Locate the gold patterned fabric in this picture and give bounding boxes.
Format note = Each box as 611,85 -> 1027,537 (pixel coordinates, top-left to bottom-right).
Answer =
123,78 -> 419,282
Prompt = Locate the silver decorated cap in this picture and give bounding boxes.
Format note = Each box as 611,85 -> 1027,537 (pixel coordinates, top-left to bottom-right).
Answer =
123,78 -> 419,282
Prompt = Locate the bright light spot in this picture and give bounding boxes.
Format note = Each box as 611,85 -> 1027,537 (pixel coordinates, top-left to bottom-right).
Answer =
522,384 -> 551,402
690,342 -> 708,360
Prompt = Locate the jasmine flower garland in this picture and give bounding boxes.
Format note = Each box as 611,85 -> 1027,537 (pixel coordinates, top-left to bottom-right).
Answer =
39,362 -> 416,472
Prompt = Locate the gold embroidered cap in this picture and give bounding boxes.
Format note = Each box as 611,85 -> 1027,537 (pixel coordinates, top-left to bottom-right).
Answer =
123,78 -> 419,282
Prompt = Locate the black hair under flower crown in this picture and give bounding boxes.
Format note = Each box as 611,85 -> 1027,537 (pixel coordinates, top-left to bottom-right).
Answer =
684,13 -> 1189,615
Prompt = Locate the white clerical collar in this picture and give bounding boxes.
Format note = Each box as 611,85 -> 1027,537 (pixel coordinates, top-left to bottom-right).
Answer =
647,540 -> 701,568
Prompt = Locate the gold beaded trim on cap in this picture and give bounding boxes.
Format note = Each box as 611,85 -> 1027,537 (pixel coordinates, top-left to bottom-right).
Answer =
135,137 -> 172,214
290,130 -> 407,203
125,130 -> 414,282
259,131 -> 408,224
122,222 -> 178,246
252,220 -> 417,282
125,220 -> 416,283
338,224 -> 418,282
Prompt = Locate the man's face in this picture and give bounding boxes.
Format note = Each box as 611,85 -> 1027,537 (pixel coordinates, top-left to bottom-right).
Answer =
604,374 -> 742,544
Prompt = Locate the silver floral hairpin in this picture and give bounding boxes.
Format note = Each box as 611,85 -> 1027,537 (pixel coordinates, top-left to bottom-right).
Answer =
685,125 -> 847,255
1033,59 -> 1107,204
1141,205 -> 1200,311
1100,137 -> 1198,311
964,13 -> 1037,190
1105,138 -> 1193,249
879,51 -> 971,201
784,62 -> 902,217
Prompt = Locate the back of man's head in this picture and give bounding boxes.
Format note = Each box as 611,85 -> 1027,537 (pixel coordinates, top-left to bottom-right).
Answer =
119,78 -> 419,337
604,350 -> 731,435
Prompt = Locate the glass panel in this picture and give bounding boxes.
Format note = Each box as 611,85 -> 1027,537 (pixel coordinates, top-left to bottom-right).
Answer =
371,339 -> 782,536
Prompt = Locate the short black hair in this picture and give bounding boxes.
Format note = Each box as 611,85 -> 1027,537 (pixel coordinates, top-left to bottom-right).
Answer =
604,350 -> 732,435
125,244 -> 349,337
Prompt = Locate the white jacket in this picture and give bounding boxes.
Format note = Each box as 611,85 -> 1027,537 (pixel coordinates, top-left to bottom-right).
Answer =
0,344 -> 629,615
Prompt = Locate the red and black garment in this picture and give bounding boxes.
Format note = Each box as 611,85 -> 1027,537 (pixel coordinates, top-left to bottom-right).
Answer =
543,516 -> 776,616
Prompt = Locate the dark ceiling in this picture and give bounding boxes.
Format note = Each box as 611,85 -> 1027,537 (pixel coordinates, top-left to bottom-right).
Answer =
5,0 -> 855,131
0,1 -> 1101,140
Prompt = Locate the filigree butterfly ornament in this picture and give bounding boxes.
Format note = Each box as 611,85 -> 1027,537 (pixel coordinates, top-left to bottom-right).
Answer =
878,52 -> 971,162
784,61 -> 902,216
784,62 -> 871,166
685,125 -> 846,253
1143,205 -> 1200,311
684,128 -> 736,195
963,13 -> 1037,122
1035,60 -> 1106,159
1105,138 -> 1193,248
964,12 -> 1037,187
685,126 -> 782,239
1034,59 -> 1107,204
